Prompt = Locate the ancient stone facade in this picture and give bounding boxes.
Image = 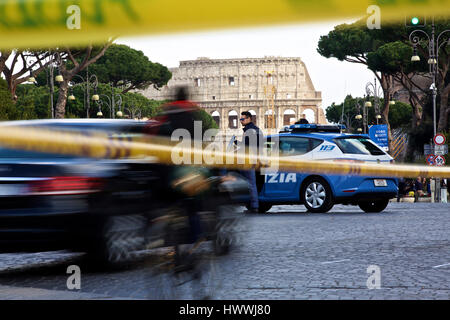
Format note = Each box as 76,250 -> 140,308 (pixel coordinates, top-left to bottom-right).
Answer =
141,57 -> 326,137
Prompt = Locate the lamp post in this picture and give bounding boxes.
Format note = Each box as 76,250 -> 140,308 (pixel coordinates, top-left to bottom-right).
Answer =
409,18 -> 450,203
28,52 -> 62,119
95,91 -> 123,118
354,98 -> 368,134
94,83 -> 123,119
365,78 -> 383,126
68,68 -> 99,118
125,106 -> 142,119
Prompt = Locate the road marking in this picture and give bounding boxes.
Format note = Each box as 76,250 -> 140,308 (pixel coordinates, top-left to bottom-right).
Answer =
432,263 -> 450,269
321,259 -> 350,265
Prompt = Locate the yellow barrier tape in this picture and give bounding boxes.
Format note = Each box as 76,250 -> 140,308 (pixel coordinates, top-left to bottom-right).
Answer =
0,125 -> 449,179
0,0 -> 449,49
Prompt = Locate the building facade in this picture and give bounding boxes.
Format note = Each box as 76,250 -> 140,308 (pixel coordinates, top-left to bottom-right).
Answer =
141,57 -> 326,137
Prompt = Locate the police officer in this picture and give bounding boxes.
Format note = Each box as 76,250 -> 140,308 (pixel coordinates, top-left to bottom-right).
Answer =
239,111 -> 263,213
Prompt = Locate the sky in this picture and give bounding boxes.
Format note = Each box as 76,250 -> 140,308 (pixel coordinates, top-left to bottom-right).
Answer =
118,19 -> 377,111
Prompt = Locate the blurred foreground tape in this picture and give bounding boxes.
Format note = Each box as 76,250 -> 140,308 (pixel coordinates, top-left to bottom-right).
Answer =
0,125 -> 449,179
0,0 -> 449,49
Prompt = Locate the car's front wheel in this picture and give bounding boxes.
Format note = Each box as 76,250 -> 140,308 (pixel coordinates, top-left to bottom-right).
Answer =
87,214 -> 147,268
358,199 -> 389,213
301,177 -> 334,213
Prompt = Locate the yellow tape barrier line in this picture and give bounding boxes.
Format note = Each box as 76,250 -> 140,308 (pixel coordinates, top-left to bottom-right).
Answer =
0,126 -> 449,179
0,0 -> 449,49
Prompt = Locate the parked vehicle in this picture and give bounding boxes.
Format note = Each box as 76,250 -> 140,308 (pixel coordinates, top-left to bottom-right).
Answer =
253,124 -> 398,213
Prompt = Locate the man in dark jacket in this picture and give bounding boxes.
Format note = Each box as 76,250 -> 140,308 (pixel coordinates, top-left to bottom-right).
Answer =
239,111 -> 263,213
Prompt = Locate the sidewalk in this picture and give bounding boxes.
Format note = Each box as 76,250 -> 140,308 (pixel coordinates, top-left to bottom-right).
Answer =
390,197 -> 432,203
0,285 -> 133,300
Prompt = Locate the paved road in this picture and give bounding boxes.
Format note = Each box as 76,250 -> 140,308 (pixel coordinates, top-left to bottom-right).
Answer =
0,202 -> 449,300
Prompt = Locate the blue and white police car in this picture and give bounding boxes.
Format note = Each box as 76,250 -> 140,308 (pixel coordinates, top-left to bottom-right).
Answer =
254,124 -> 398,213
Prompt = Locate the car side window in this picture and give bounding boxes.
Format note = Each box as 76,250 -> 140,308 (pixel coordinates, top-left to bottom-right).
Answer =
279,137 -> 311,156
310,138 -> 323,151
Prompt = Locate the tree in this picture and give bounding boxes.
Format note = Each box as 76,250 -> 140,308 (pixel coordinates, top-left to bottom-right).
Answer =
366,41 -> 429,129
325,95 -> 412,131
63,82 -> 166,119
193,108 -> 219,132
83,44 -> 171,94
375,18 -> 450,133
0,78 -> 19,120
317,19 -> 397,148
15,83 -> 52,119
1,50 -> 61,101
54,42 -> 113,118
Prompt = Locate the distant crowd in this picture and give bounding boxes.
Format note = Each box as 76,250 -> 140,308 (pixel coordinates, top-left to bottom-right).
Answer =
398,177 -> 448,202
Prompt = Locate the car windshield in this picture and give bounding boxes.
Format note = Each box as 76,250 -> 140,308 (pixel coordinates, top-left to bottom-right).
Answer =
333,137 -> 386,155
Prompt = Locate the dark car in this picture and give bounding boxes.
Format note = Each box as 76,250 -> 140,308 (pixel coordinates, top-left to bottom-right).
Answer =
0,119 -> 248,266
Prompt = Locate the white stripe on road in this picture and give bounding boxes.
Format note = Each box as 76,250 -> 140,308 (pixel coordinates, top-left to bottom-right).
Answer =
321,259 -> 350,265
432,263 -> 450,269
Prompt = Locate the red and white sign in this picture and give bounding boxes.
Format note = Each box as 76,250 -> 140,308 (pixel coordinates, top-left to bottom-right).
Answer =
426,154 -> 435,166
434,155 -> 446,166
434,134 -> 446,145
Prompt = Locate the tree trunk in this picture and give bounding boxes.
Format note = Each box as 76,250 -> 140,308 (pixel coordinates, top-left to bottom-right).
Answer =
55,81 -> 69,119
409,96 -> 423,129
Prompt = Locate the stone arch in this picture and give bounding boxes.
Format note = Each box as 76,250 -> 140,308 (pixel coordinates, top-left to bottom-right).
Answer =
283,109 -> 296,126
248,109 -> 257,126
228,110 -> 238,129
211,110 -> 220,128
264,109 -> 276,129
302,108 -> 316,124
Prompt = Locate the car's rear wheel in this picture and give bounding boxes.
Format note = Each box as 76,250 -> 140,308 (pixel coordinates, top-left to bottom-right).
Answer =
301,177 -> 334,213
358,199 -> 389,213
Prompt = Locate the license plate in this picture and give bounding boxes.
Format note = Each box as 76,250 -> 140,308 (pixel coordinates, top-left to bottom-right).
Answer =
373,179 -> 387,187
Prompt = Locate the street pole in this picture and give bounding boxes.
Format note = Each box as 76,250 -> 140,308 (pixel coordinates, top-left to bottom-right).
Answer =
86,68 -> 90,118
409,18 -> 450,202
49,66 -> 54,119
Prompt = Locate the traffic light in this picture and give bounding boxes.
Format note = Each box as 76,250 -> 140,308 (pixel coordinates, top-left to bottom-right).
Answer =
405,16 -> 426,27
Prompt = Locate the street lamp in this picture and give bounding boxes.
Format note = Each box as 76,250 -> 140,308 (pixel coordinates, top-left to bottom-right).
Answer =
68,68 -> 99,118
355,98 -> 370,134
409,17 -> 450,203
95,90 -> 123,119
125,106 -> 142,119
97,83 -> 123,119
409,18 -> 450,137
55,74 -> 64,83
26,52 -> 62,118
365,78 -> 383,126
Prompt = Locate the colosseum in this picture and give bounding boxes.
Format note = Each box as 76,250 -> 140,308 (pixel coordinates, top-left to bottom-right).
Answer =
141,57 -> 326,137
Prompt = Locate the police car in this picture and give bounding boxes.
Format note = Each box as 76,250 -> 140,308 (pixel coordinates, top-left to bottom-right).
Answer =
254,124 -> 398,213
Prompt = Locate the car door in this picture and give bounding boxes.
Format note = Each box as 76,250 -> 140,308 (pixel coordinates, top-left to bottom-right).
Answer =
261,136 -> 314,200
